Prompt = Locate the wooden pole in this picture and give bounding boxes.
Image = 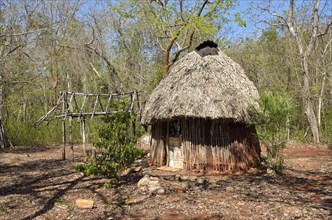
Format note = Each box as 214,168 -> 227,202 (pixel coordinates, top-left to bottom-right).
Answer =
62,92 -> 67,160
126,122 -> 129,143
166,120 -> 169,166
132,117 -> 136,138
69,114 -> 74,161
135,90 -> 141,120
82,117 -> 87,155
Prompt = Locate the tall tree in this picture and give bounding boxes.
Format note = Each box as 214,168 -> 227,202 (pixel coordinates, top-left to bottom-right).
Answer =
114,0 -> 243,76
0,0 -> 83,147
258,0 -> 332,143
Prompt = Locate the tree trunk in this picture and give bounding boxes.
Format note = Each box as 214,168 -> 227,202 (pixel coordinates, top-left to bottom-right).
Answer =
0,76 -> 9,148
163,37 -> 177,76
302,56 -> 320,143
50,68 -> 59,106
283,0 -> 324,143
0,119 -> 9,149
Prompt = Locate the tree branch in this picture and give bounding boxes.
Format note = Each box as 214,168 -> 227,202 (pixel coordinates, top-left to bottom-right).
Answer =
305,0 -> 320,56
0,45 -> 20,63
171,31 -> 194,64
0,26 -> 51,38
317,20 -> 332,37
256,5 -> 287,25
197,0 -> 209,17
156,37 -> 166,52
286,0 -> 305,55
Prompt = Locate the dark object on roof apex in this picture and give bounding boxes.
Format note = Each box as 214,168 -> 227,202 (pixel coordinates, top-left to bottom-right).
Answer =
195,40 -> 219,57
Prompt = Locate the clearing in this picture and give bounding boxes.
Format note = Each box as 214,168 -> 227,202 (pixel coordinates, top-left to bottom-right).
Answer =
0,144 -> 331,219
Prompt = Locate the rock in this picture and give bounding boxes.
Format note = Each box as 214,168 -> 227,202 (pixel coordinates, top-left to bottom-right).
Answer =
122,166 -> 142,176
182,181 -> 191,189
226,186 -> 234,192
248,167 -> 258,175
235,187 -> 242,192
234,171 -> 243,175
121,168 -> 132,176
132,166 -> 142,172
156,188 -> 165,195
149,176 -> 160,181
189,176 -> 198,182
174,182 -> 190,192
148,180 -> 160,187
142,178 -> 165,195
148,185 -> 165,195
137,175 -> 150,188
195,178 -> 206,185
159,213 -> 187,220
75,199 -> 94,209
191,213 -> 209,219
250,187 -> 257,192
294,210 -> 302,218
267,168 -> 276,176
179,176 -> 190,181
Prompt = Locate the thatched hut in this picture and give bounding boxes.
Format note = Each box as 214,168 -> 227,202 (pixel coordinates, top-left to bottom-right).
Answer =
141,41 -> 261,173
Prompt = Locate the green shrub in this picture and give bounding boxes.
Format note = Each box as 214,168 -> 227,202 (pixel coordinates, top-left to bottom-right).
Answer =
76,101 -> 143,182
322,108 -> 332,144
251,91 -> 295,172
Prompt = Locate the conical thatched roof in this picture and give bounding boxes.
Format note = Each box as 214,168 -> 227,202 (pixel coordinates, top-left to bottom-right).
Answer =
141,47 -> 259,125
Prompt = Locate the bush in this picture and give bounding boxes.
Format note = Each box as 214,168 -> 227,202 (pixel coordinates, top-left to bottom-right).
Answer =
322,108 -> 332,144
251,91 -> 295,172
76,101 -> 143,182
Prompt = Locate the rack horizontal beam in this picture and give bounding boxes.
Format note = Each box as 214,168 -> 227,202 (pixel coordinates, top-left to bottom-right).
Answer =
55,111 -> 132,118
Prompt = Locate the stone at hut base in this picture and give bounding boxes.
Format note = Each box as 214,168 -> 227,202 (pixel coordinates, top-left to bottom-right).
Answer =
121,168 -> 132,176
137,175 -> 151,188
122,166 -> 142,176
132,166 -> 142,172
267,168 -> 276,176
248,167 -> 258,175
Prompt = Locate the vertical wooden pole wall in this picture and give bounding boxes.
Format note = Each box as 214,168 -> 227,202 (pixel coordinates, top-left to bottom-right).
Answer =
69,114 -> 74,161
82,117 -> 87,155
132,92 -> 137,138
62,92 -> 67,160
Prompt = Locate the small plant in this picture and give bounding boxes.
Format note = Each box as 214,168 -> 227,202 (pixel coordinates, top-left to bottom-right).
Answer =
251,92 -> 295,172
55,196 -> 66,204
55,196 -> 75,211
0,202 -> 8,213
76,100 -> 143,183
116,196 -> 127,207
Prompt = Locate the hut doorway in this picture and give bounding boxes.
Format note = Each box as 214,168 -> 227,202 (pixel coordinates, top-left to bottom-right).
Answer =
167,120 -> 183,168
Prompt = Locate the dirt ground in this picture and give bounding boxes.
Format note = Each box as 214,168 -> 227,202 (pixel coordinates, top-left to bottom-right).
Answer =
0,143 -> 331,220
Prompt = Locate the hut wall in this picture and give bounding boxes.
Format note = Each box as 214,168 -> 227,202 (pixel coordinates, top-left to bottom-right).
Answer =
150,118 -> 261,172
150,121 -> 167,166
181,118 -> 260,172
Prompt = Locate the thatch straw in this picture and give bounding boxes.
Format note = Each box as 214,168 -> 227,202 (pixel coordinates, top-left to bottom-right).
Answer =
141,49 -> 259,125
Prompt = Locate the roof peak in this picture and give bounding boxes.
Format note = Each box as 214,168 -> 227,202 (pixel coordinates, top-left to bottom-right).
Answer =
195,40 -> 219,57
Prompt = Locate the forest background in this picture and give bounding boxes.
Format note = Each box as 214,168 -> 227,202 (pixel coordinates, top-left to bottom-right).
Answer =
0,0 -> 331,147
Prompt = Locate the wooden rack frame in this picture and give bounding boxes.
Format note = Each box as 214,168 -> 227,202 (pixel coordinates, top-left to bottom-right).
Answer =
35,91 -> 141,160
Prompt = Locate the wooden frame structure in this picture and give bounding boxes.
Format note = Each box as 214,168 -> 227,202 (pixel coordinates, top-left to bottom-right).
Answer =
35,91 -> 141,160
